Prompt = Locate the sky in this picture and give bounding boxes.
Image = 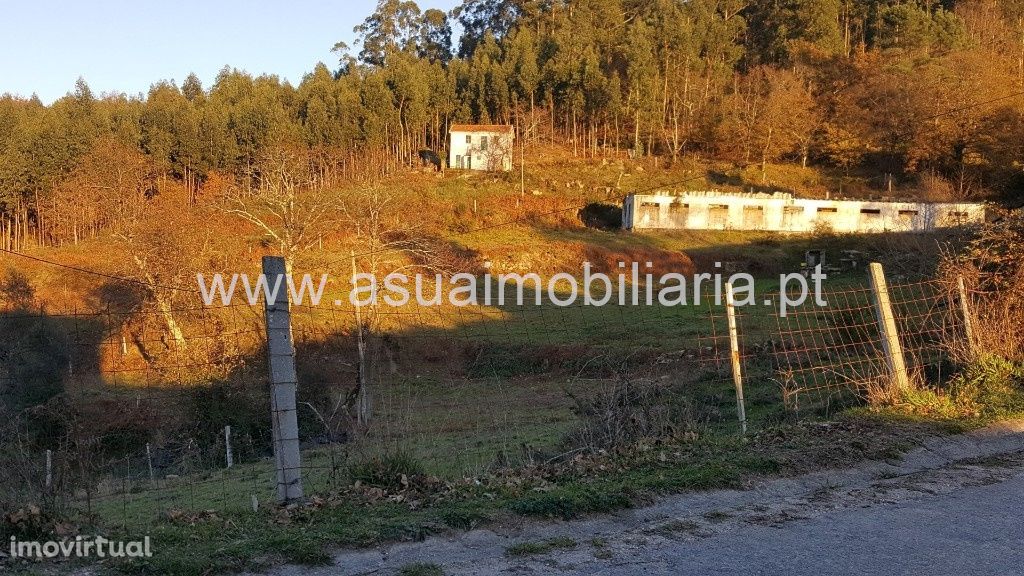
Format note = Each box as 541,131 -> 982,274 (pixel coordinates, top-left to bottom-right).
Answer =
0,0 -> 461,103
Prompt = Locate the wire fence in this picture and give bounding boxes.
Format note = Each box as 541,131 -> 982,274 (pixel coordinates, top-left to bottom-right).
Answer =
0,262 -> 975,531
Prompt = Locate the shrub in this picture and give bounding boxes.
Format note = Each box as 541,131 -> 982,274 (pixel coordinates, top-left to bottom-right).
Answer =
348,451 -> 424,489
0,504 -> 67,540
948,355 -> 1024,418
939,210 -> 1024,363
0,269 -> 35,308
185,382 -> 272,460
0,313 -> 69,411
577,202 -> 622,230
876,356 -> 1024,420
564,376 -> 694,451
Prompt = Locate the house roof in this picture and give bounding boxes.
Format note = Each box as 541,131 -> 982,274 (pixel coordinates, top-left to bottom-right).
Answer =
450,124 -> 514,133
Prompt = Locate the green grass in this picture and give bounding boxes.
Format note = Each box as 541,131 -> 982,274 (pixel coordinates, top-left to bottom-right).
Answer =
68,256 -> 884,542
647,519 -> 701,537
36,410 -> 986,576
398,562 -> 445,576
505,537 -> 578,557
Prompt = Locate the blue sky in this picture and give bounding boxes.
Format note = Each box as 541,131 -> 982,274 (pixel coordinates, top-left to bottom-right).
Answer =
0,0 -> 460,103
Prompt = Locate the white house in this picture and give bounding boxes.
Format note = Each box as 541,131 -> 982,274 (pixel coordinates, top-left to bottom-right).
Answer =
449,124 -> 514,171
622,191 -> 986,233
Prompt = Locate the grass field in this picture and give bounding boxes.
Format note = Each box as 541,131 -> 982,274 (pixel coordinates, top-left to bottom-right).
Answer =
2,169 -> 968,576
71,265 -> 881,531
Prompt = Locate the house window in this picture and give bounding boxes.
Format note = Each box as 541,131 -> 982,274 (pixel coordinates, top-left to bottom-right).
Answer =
897,209 -> 919,230
668,201 -> 689,227
782,206 -> 803,227
638,201 -> 661,226
815,207 -> 839,229
860,208 -> 881,220
742,205 -> 765,229
465,134 -> 472,144
481,136 -> 488,151
708,204 -> 730,229
859,208 -> 882,228
455,155 -> 463,169
816,207 -> 838,220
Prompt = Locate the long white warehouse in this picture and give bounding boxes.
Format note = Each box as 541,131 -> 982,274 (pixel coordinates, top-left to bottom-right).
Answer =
622,191 -> 985,233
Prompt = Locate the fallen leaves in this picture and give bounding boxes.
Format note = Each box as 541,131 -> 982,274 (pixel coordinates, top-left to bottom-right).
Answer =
2,504 -> 78,539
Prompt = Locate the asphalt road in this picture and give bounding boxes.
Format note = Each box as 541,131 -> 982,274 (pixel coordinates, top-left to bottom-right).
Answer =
576,470 -> 1024,576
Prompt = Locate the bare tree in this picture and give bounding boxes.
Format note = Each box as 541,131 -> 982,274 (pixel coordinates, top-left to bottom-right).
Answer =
224,147 -> 337,271
66,139 -> 198,351
729,66 -> 819,178
325,185 -> 452,430
113,183 -> 207,350
481,132 -> 514,172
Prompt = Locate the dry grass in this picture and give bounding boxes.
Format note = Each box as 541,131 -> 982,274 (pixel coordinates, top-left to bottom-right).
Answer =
938,211 -> 1024,364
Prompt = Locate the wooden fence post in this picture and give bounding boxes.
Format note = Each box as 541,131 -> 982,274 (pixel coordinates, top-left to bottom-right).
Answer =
263,256 -> 304,502
868,262 -> 910,391
725,283 -> 748,434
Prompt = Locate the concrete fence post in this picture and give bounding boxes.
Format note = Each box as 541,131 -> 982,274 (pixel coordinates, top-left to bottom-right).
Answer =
725,283 -> 748,434
957,276 -> 976,356
350,251 -> 371,427
868,262 -> 910,391
263,256 -> 303,502
224,425 -> 234,469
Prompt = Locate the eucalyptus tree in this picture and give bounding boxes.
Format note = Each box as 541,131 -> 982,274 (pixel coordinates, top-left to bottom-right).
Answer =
354,0 -> 423,66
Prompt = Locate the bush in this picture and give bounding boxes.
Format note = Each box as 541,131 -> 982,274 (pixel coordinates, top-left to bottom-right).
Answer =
186,382 -> 272,460
0,313 -> 69,411
948,355 -> 1024,418
886,356 -> 1024,419
940,210 -> 1024,362
0,504 -> 66,540
578,202 -> 622,230
0,269 -> 35,308
564,376 -> 694,451
348,451 -> 424,489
